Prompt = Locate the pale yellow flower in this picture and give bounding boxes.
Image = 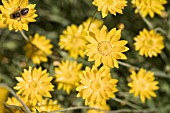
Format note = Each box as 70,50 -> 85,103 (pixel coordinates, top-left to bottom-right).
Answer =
85,25 -> 129,68
0,87 -> 8,113
134,28 -> 164,57
0,0 -> 38,31
32,98 -> 62,113
14,66 -> 54,105
55,60 -> 82,94
6,96 -> 30,113
24,33 -> 53,64
93,0 -> 127,18
83,17 -> 103,33
59,24 -> 87,59
76,67 -> 118,106
128,68 -> 159,103
132,0 -> 168,18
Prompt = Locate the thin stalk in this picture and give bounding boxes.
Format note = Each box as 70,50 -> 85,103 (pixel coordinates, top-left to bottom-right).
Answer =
46,106 -> 105,113
87,11 -> 98,31
137,7 -> 154,29
20,30 -> 29,41
118,61 -> 170,79
0,84 -> 31,113
112,98 -> 141,109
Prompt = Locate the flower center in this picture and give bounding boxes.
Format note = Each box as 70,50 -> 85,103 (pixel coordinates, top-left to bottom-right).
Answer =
97,41 -> 112,56
91,81 -> 101,91
29,81 -> 39,91
137,79 -> 148,91
72,37 -> 84,48
144,38 -> 153,48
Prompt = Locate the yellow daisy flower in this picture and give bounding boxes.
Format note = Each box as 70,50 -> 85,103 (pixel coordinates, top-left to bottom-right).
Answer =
0,0 -> 38,31
59,24 -> 87,59
87,104 -> 110,113
54,60 -> 82,94
0,14 -> 7,29
32,98 -> 62,113
92,0 -> 127,18
85,25 -> 129,68
14,66 -> 54,106
24,33 -> 53,65
83,17 -> 103,33
134,28 -> 164,57
0,87 -> 8,113
128,68 -> 159,103
6,96 -> 30,113
132,0 -> 168,18
76,67 -> 118,106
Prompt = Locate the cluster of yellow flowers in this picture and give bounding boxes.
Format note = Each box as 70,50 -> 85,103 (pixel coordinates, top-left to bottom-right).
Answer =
0,0 -> 168,112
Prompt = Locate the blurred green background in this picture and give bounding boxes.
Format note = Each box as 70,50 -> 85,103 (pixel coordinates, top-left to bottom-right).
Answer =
1,0 -> 170,113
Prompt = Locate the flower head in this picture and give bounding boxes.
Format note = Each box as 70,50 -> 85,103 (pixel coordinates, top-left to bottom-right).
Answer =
14,66 -> 54,105
76,67 -> 118,106
92,0 -> 127,18
128,68 -> 159,103
59,24 -> 87,59
83,17 -> 103,33
134,29 -> 164,57
0,0 -> 38,31
132,0 -> 168,18
32,98 -> 62,113
24,33 -> 53,64
85,25 -> 129,68
55,60 -> 82,94
0,87 -> 8,113
6,96 -> 30,113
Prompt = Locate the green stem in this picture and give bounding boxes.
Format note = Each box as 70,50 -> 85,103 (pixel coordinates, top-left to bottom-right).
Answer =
45,106 -> 104,113
87,11 -> 98,31
118,61 -> 140,70
0,84 -> 31,113
118,61 -> 170,79
20,30 -> 29,41
137,7 -> 154,29
107,108 -> 156,113
112,98 -> 141,109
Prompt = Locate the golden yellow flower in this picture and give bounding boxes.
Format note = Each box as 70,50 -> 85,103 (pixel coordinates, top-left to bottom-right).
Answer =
132,0 -> 168,18
59,24 -> 87,59
6,96 -> 29,113
92,0 -> 127,18
32,98 -> 62,113
76,67 -> 118,106
87,104 -> 110,113
0,0 -> 38,31
24,33 -> 53,65
134,28 -> 164,57
14,66 -> 54,106
85,25 -> 129,68
0,87 -> 8,113
0,14 -> 7,29
55,60 -> 82,94
128,68 -> 159,103
83,17 -> 103,33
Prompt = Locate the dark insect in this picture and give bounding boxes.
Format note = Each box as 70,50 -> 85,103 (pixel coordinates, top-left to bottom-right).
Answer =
12,11 -> 21,19
20,8 -> 29,16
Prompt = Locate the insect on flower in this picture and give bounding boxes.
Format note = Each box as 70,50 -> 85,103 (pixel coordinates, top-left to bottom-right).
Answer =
20,8 -> 29,16
11,11 -> 20,19
11,8 -> 29,20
